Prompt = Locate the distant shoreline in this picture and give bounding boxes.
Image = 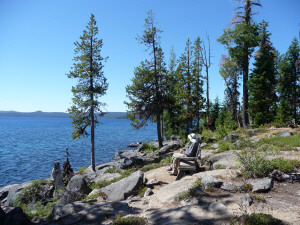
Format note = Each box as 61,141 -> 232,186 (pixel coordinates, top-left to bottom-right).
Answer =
0,111 -> 127,119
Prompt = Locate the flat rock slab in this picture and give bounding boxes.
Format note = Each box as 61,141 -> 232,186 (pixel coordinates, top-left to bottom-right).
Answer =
154,176 -> 196,203
147,204 -> 232,225
2,181 -> 32,207
100,171 -> 144,201
51,201 -> 132,225
247,177 -> 274,192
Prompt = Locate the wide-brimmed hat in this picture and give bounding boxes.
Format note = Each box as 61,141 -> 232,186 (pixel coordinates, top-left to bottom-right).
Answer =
188,133 -> 197,143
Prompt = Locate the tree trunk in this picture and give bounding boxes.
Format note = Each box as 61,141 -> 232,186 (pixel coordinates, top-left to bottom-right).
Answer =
206,67 -> 210,123
157,113 -> 163,147
242,57 -> 249,128
90,35 -> 96,172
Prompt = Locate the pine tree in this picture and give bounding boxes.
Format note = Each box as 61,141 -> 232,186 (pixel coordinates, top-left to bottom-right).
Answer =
248,21 -> 277,126
125,10 -> 167,147
217,0 -> 261,128
163,47 -> 181,137
277,38 -> 300,124
219,54 -> 241,125
192,37 -> 205,132
67,14 -> 108,172
175,39 -> 194,137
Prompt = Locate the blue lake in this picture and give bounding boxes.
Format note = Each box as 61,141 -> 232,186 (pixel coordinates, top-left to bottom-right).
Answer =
0,117 -> 157,188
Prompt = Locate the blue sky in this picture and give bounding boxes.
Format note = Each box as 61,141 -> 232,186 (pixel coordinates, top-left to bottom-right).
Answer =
0,0 -> 299,112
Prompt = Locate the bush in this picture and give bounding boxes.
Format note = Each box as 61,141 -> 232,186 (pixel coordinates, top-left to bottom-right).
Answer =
78,167 -> 87,174
215,141 -> 232,153
141,143 -> 157,154
202,129 -> 215,143
242,213 -> 284,225
113,216 -> 147,225
106,166 -> 119,173
236,147 -> 300,178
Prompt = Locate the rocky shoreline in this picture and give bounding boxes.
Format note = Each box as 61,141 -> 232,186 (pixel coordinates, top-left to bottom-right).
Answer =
1,129 -> 300,225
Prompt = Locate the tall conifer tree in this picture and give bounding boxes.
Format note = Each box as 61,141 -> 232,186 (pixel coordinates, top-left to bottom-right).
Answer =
277,38 -> 300,124
125,10 -> 167,147
218,0 -> 261,128
67,14 -> 108,172
248,21 -> 277,125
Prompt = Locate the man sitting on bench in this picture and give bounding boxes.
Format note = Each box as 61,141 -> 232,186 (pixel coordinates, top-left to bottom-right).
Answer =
167,133 -> 199,176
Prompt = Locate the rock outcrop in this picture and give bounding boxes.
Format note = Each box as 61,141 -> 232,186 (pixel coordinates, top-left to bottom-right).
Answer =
100,171 -> 144,201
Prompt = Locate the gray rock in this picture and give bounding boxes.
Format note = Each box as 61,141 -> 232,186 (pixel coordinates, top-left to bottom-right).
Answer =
170,135 -> 181,141
146,179 -> 161,188
66,174 -> 91,195
207,151 -> 237,169
144,188 -> 153,197
114,150 -> 145,169
296,147 -> 300,152
100,171 -> 144,201
50,161 -> 64,190
223,134 -> 239,142
233,140 -> 242,148
208,202 -> 229,215
279,131 -> 293,137
211,143 -> 219,149
221,182 -> 235,192
267,134 -> 275,138
127,142 -> 141,147
200,142 -> 207,148
235,182 -> 244,191
158,141 -> 181,155
247,178 -> 274,192
201,174 -> 223,189
269,170 -> 291,182
3,207 -> 30,225
3,181 -> 32,207
0,206 -> 5,221
240,194 -> 253,206
51,201 -> 132,224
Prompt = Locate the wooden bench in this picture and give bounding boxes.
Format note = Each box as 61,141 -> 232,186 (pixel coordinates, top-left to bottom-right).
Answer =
175,145 -> 201,180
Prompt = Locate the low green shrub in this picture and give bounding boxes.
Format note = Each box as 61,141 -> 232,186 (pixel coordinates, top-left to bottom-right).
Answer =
141,143 -> 157,153
138,186 -> 148,197
242,213 -> 284,225
215,141 -> 232,153
113,216 -> 147,225
106,166 -> 119,173
78,167 -> 87,174
215,164 -> 226,170
162,156 -> 172,164
89,180 -> 112,190
236,146 -> 300,178
202,129 -> 215,143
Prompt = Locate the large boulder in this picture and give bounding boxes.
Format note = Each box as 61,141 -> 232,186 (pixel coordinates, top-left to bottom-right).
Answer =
114,150 -> 145,169
247,178 -> 274,192
100,171 -> 144,201
223,134 -> 239,142
279,131 -> 293,137
158,141 -> 181,155
206,151 -> 237,169
201,174 -> 223,189
66,175 -> 91,195
3,207 -> 30,225
2,181 -> 32,207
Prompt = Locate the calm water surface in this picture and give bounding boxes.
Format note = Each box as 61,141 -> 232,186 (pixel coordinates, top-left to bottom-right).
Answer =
0,117 -> 156,188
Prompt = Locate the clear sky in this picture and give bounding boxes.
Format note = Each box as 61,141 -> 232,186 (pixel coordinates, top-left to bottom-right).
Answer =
0,0 -> 299,112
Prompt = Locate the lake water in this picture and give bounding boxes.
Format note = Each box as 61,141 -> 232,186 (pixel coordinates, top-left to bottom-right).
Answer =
0,117 -> 157,188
